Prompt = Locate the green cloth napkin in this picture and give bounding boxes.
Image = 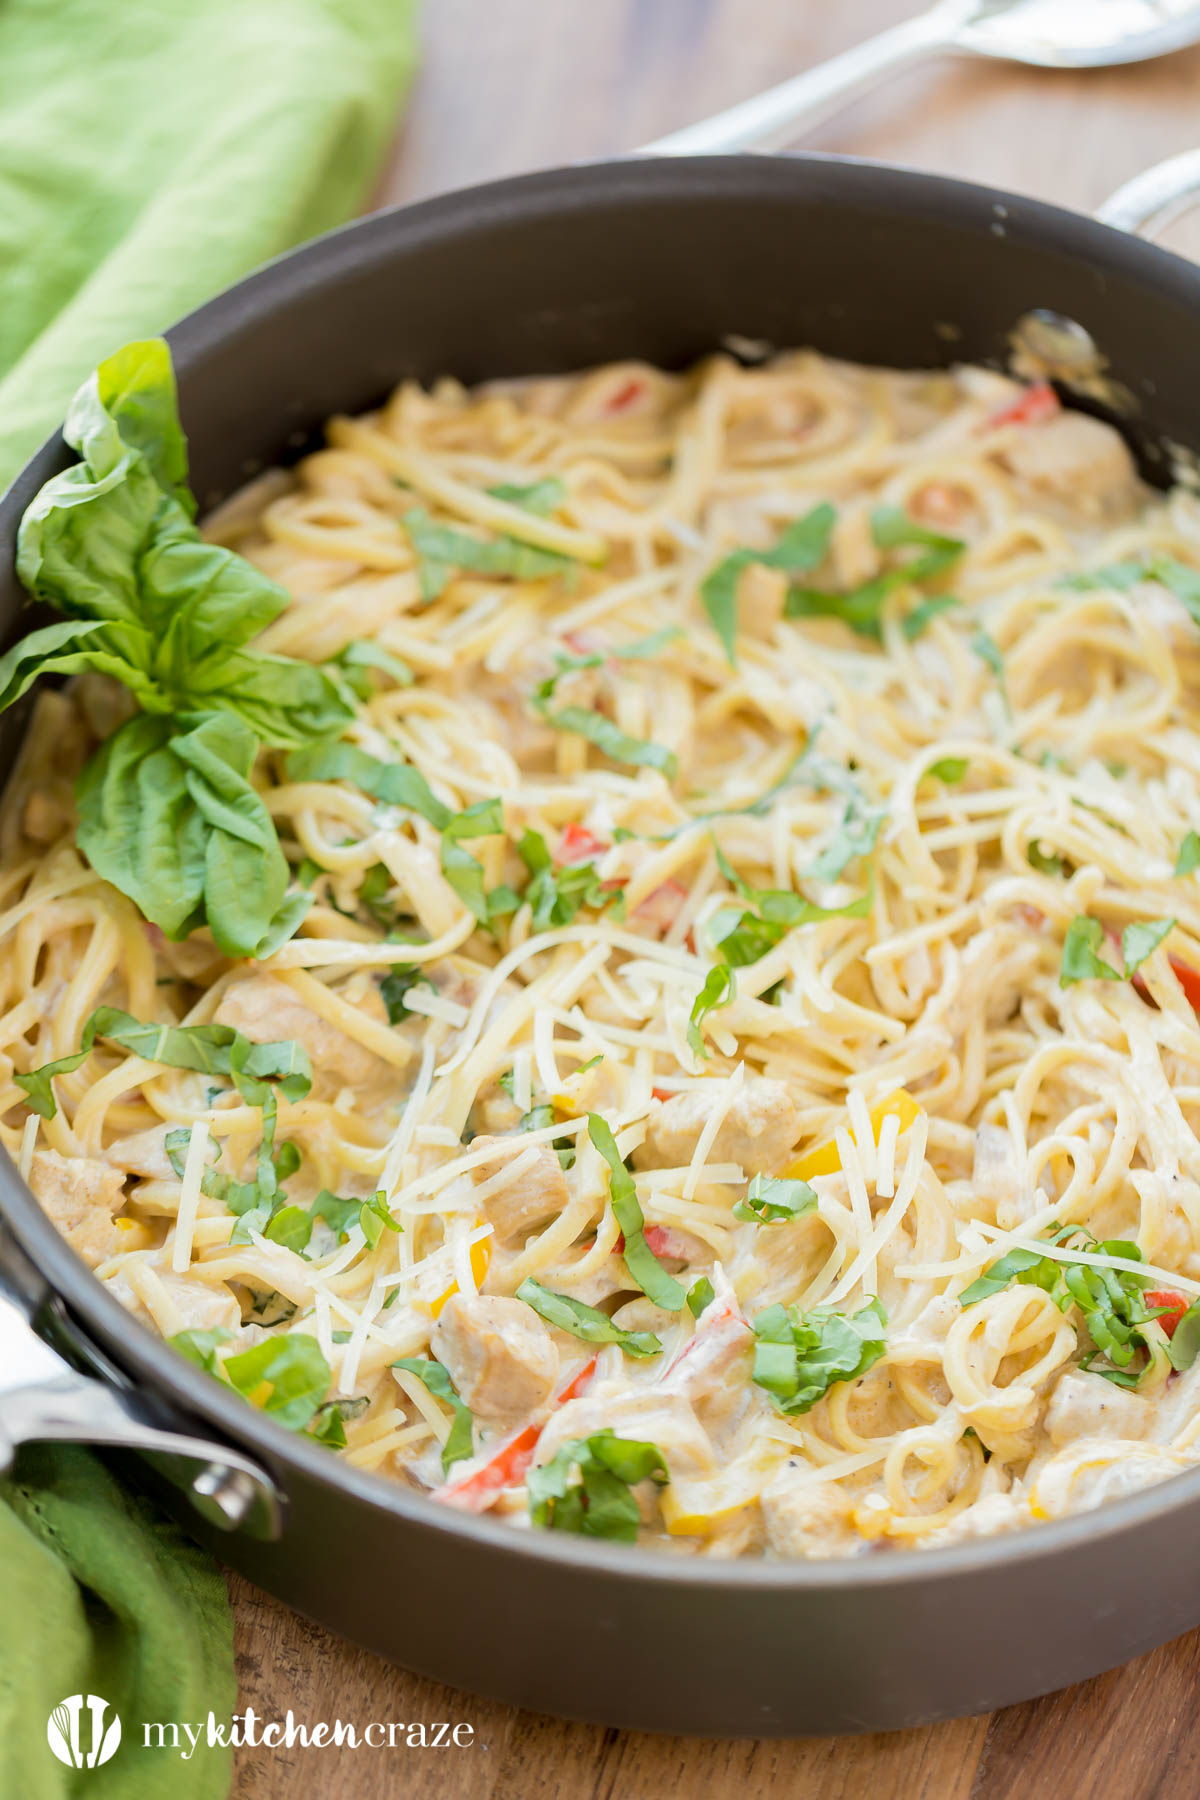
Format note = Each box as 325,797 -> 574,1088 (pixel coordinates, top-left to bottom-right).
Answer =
0,0 -> 419,487
0,1446 -> 235,1798
0,2 -> 419,1794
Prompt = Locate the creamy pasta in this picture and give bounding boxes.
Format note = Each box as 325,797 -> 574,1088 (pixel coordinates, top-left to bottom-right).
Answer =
8,345 -> 1200,1558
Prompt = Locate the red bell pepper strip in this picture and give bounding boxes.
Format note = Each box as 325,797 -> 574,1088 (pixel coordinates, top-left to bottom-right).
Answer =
433,1355 -> 597,1512
983,381 -> 1060,430
1145,1289 -> 1190,1337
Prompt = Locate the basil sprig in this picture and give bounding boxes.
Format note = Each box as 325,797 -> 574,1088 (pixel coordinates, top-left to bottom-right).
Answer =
393,1356 -> 475,1473
733,1174 -> 818,1225
708,842 -> 873,968
750,1297 -> 888,1414
517,828 -> 622,930
516,1276 -> 662,1358
527,1428 -> 668,1541
2,340 -> 355,956
588,1113 -> 685,1311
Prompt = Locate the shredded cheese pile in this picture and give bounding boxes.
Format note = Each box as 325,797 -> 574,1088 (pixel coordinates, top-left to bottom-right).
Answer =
8,348 -> 1200,1557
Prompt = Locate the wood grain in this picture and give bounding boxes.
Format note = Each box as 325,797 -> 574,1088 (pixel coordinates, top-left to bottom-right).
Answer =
232,2 -> 1200,1792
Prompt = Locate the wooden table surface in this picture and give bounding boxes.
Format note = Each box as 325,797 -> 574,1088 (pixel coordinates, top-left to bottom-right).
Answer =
231,4 -> 1200,1794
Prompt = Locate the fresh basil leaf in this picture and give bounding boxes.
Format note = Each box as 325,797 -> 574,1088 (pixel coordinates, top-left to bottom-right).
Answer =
527,1428 -> 668,1542
750,1297 -> 887,1415
926,757 -> 968,784
1027,840 -> 1065,877
16,1006 -> 311,1120
588,1113 -> 685,1311
1061,553 -> 1200,627
1176,831 -> 1200,877
733,1174 -> 818,1225
403,507 -> 574,602
332,639 -> 414,697
532,698 -> 677,778
263,1205 -> 313,1254
517,827 -> 618,930
786,507 -> 962,642
308,1190 -> 362,1240
392,1356 -> 474,1473
308,1395 -> 369,1449
486,477 -> 567,515
1059,914 -> 1174,986
169,1326 -> 232,1375
359,1189 -> 401,1249
687,965 -> 736,1059
959,1245 -> 1062,1306
902,593 -> 961,642
222,1333 -> 332,1432
380,966 -> 434,1023
285,740 -> 452,830
687,1277 -> 715,1319
516,1277 -> 662,1358
535,625 -> 685,701
701,504 -> 836,664
1167,1302 -> 1200,1372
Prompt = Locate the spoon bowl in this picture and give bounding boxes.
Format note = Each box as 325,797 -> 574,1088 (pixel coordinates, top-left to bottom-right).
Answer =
959,0 -> 1200,69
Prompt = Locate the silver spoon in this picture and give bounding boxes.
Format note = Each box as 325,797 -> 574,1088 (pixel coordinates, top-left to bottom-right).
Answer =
643,0 -> 1200,158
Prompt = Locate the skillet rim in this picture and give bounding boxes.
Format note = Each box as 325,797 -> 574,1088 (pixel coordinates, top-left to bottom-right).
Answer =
5,148 -> 1200,1590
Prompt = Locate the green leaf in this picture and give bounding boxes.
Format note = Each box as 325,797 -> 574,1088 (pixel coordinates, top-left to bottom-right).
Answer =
687,965 -> 736,1059
308,1395 -> 369,1449
588,1113 -> 685,1311
732,1174 -> 818,1225
902,594 -> 961,642
402,507 -> 574,602
359,1189 -> 401,1249
926,757 -> 968,784
169,1327 -> 232,1376
786,507 -> 962,642
532,699 -> 677,778
222,1334 -> 332,1432
535,626 -> 685,703
1167,1302 -> 1200,1373
750,1297 -> 887,1415
285,740 -> 453,830
1027,840 -> 1065,877
393,1357 -> 475,1474
700,504 -> 836,664
1059,914 -> 1174,986
486,477 -> 566,515
332,639 -> 414,697
16,1005 -> 311,1120
687,1277 -> 715,1319
380,966 -> 434,1024
516,1277 -> 662,1357
527,1428 -> 668,1542
263,1205 -> 313,1254
1061,552 -> 1200,629
517,828 -> 619,931
708,842 -> 873,967
1176,831 -> 1200,877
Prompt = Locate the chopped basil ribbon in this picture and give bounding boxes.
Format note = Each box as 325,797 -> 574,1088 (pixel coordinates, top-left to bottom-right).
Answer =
926,757 -> 968,784
527,1429 -> 668,1542
1059,915 -> 1174,987
172,1327 -> 334,1434
516,1277 -> 662,1358
380,967 -> 435,1023
708,842 -> 873,969
17,1007 -> 311,1121
1176,830 -> 1200,877
687,1277 -> 715,1319
517,828 -> 622,930
686,965 -> 736,1059
402,506 -> 575,602
700,504 -> 836,664
486,476 -> 566,515
332,639 -> 414,696
1027,840 -> 1065,877
959,1224 -> 1174,1387
787,506 -> 963,641
309,1395 -> 370,1449
531,700 -> 677,778
286,743 -> 512,929
1061,552 -> 1200,627
587,1114 -> 685,1311
536,625 -> 685,699
393,1357 -> 474,1473
732,1174 -> 818,1225
1168,1302 -> 1200,1373
0,340 -> 355,957
750,1298 -> 888,1414
902,593 -> 961,642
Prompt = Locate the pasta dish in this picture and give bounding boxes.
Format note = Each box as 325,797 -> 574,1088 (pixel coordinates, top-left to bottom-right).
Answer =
5,338 -> 1200,1558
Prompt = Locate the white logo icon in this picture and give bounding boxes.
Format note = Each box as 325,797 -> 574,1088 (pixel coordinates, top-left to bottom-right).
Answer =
46,1695 -> 122,1770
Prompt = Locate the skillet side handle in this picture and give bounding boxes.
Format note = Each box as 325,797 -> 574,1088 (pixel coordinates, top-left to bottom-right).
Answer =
0,1221 -> 282,1540
1095,150 -> 1200,238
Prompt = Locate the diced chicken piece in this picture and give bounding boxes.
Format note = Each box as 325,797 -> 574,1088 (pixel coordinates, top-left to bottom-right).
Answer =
105,1125 -> 176,1181
533,1388 -> 715,1481
1030,1439 -> 1198,1521
998,410 -> 1138,521
432,1293 -> 558,1425
761,1469 -> 859,1559
468,1136 -> 569,1241
29,1149 -> 129,1268
214,975 -> 385,1090
634,1077 -> 798,1174
1045,1371 -> 1150,1449
735,562 -> 788,638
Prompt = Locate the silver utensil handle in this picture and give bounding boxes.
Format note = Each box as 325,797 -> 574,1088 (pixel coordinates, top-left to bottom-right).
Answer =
1096,149 -> 1200,238
639,9 -> 954,157
0,1229 -> 281,1539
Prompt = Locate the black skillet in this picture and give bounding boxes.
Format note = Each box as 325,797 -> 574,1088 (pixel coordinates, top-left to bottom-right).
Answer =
2,138 -> 1200,1735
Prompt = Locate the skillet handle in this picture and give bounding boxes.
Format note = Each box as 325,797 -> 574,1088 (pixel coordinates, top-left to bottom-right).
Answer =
0,1218 -> 281,1540
1095,150 -> 1200,237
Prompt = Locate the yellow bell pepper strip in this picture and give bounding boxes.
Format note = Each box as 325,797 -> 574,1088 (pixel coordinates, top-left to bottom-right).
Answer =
429,1235 -> 491,1319
785,1089 -> 922,1182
